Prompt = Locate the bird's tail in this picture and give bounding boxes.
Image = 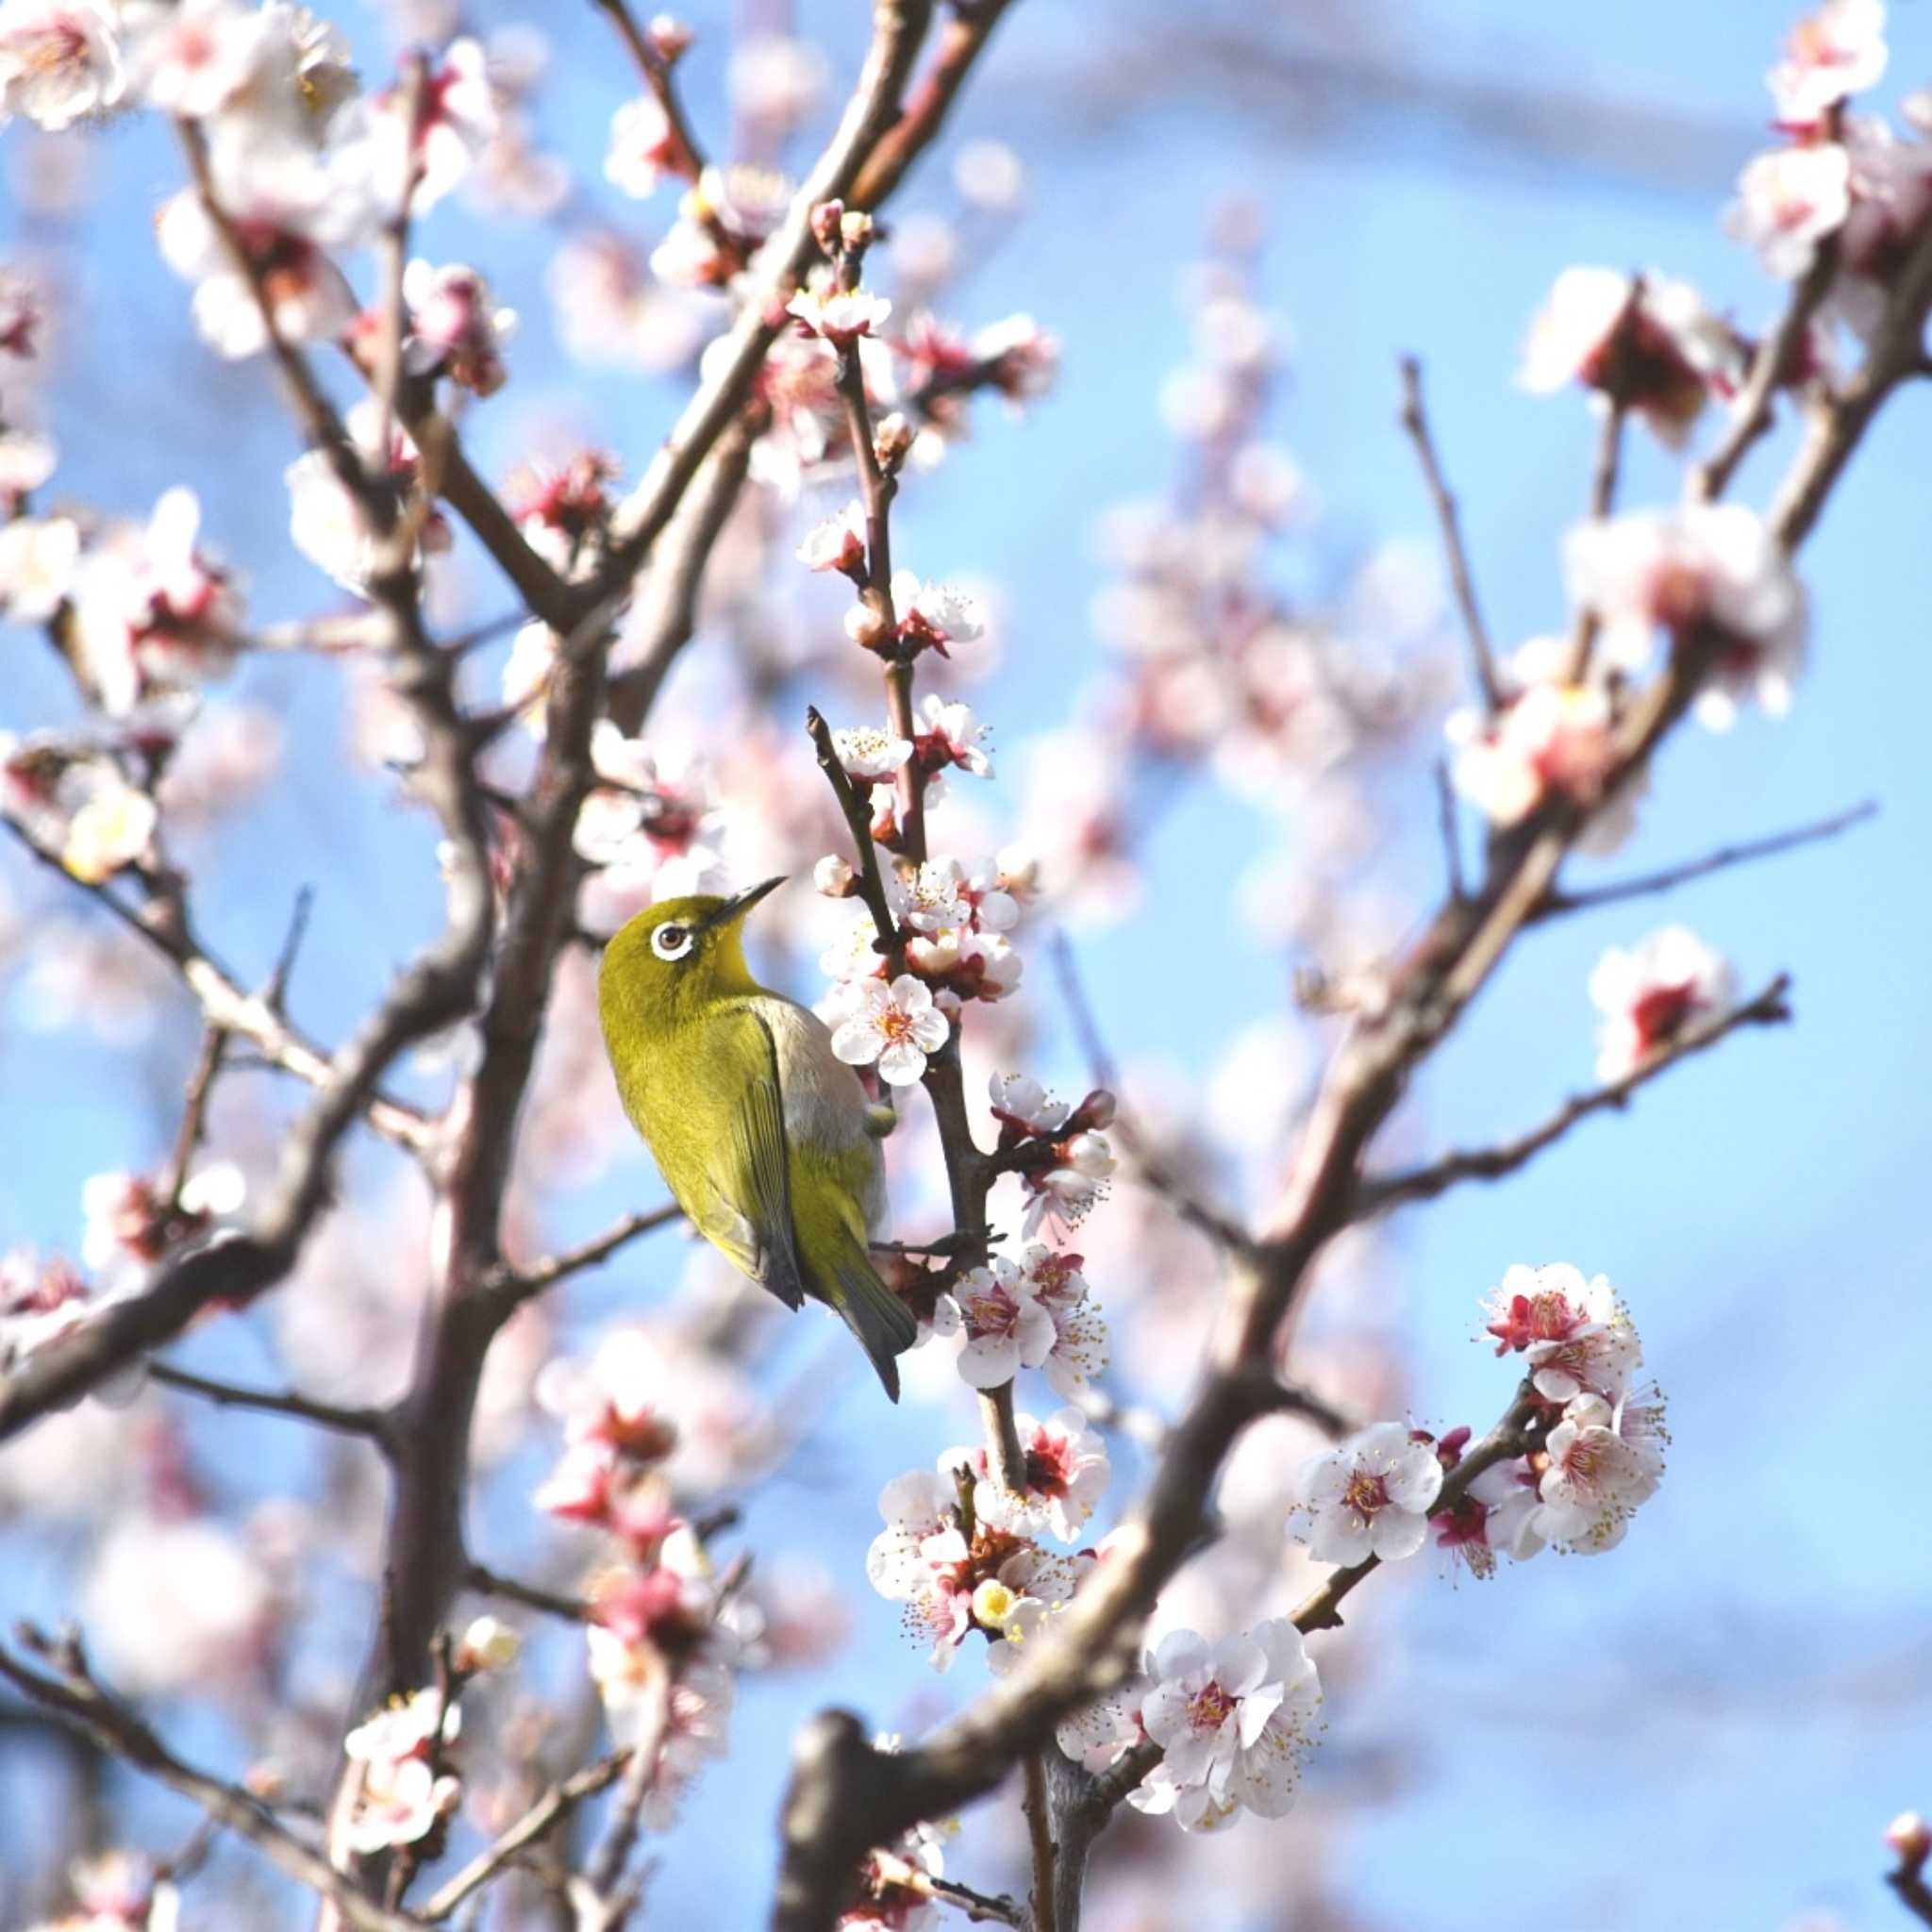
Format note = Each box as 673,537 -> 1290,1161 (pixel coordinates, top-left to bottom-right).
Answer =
823,1240 -> 919,1402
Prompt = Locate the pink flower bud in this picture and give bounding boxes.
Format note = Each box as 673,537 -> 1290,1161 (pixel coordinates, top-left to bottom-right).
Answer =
809,199 -> 846,253
1887,1813 -> 1932,1873
1070,1088 -> 1117,1131
844,603 -> 892,653
647,13 -> 693,59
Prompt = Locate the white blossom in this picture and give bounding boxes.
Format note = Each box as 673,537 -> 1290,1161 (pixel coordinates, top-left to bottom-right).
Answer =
1589,927 -> 1738,1082
1291,1421 -> 1443,1566
0,0 -> 124,130
828,973 -> 948,1086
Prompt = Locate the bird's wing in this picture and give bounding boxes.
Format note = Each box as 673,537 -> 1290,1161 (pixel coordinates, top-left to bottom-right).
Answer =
707,1005 -> 808,1310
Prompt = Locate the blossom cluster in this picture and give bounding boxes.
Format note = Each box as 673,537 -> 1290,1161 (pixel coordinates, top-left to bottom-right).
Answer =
867,1407 -> 1109,1674
341,1683 -> 464,1858
24,1850 -> 180,1932
533,1328 -> 740,1823
1288,1264 -> 1667,1583
1057,1620 -> 1324,1834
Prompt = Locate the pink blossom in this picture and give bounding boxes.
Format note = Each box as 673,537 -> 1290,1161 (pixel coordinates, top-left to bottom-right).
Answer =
911,693 -> 993,777
966,1407 -> 1110,1543
944,1257 -> 1056,1389
1588,926 -> 1738,1082
787,283 -> 892,347
123,0 -> 271,119
605,92 -> 677,199
1534,1388 -> 1667,1553
1770,0 -> 1887,133
1727,141 -> 1853,278
0,1 -> 124,131
1481,1261 -> 1641,1404
398,259 -> 516,395
797,500 -> 867,575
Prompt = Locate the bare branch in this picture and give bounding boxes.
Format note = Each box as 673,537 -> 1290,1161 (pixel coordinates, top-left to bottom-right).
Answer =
930,1874 -> 1025,1926
1398,355 -> 1498,709
1532,799 -> 1877,920
1889,1865 -> 1932,1930
149,1360 -> 395,1449
487,1204 -> 683,1312
0,1639 -> 424,1932
462,1561 -> 591,1624
1354,975 -> 1793,1216
417,1752 -> 630,1923
592,0 -> 709,184
156,1022 -> 230,1210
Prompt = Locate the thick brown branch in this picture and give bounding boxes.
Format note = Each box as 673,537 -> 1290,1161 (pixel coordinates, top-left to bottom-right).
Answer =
1354,974 -> 1792,1216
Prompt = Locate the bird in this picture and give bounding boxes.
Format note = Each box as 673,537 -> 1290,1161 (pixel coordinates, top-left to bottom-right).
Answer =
595,877 -> 919,1399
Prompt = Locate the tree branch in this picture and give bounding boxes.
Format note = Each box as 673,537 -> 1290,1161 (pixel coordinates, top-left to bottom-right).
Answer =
1354,974 -> 1792,1216
417,1751 -> 631,1923
0,1638 -> 425,1932
149,1360 -> 396,1449
1531,800 -> 1877,920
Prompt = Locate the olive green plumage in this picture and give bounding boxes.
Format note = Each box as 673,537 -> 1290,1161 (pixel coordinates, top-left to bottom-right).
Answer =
595,880 -> 917,1400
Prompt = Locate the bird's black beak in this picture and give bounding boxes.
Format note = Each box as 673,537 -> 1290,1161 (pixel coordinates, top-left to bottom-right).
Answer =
702,874 -> 787,932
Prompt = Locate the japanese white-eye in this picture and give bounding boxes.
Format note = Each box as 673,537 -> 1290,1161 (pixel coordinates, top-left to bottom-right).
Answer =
595,878 -> 918,1399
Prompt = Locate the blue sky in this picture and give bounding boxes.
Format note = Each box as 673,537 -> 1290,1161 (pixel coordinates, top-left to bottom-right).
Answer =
4,2 -> 1931,1927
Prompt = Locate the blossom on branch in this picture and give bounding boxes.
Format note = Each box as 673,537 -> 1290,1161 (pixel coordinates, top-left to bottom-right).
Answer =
830,724 -> 911,780
1534,1388 -> 1668,1554
1130,1621 -> 1323,1831
1480,1261 -> 1641,1405
341,1686 -> 462,1857
1564,503 -> 1807,727
940,1256 -> 1055,1388
797,500 -> 867,575
395,259 -> 516,396
1291,1421 -> 1444,1565
964,1406 -> 1110,1543
1518,266 -> 1744,443
605,92 -> 677,200
1770,0 -> 1887,132
828,974 -> 949,1086
0,0 -> 124,130
25,1850 -> 179,1932
786,282 -> 892,348
1589,927 -> 1738,1081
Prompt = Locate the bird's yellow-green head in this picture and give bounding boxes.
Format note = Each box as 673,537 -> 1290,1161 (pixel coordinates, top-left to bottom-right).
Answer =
596,877 -> 786,1041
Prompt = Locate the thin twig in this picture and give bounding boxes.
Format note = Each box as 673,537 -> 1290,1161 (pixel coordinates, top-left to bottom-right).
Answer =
157,1023 -> 231,1210
266,885 -> 316,1014
1691,232 -> 1841,506
149,1361 -> 395,1449
930,1874 -> 1025,1926
1398,356 -> 1498,709
462,1561 -> 591,1624
1889,1866 -> 1932,1930
418,1752 -> 631,1923
1355,975 -> 1792,1216
1434,758 -> 1466,902
593,0 -> 708,183
1531,800 -> 1877,921
1561,397 -> 1627,682
488,1205 -> 683,1311
805,707 -> 905,967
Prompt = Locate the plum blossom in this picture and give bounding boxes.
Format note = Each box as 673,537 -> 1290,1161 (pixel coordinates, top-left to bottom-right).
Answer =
942,1257 -> 1055,1388
1727,141 -> 1854,279
976,1541 -> 1082,1675
1445,637 -> 1638,851
1518,266 -> 1744,443
328,38 -> 497,216
68,488 -> 246,709
0,514 -> 80,620
156,182 -> 358,361
27,1850 -> 179,1932
398,259 -> 516,395
1564,503 -> 1807,726
1056,1680 -> 1145,1774
787,283 -> 892,347
59,765 -> 157,883
605,92 -> 677,199
966,1407 -> 1109,1543
1534,1388 -> 1667,1553
1130,1621 -> 1323,1830
123,0 -> 272,119
342,1686 -> 462,1857
1481,1262 -> 1641,1405
1770,0 -> 1887,133
1014,1244 -> 1109,1395
841,1807 -> 946,1931
508,449 -> 618,580
455,1614 -> 521,1674
829,973 -> 948,1086
1431,1457 -> 1544,1578
1291,1421 -> 1444,1565
911,693 -> 992,777
892,573 -> 983,656
0,0 -> 124,131
1589,926 -> 1738,1081
81,1162 -> 245,1278
831,724 -> 910,780
0,1245 -> 92,1374
797,500 -> 866,575
286,402 -> 451,593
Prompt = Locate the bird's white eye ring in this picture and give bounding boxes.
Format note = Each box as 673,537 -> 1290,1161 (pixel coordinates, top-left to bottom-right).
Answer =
651,924 -> 693,961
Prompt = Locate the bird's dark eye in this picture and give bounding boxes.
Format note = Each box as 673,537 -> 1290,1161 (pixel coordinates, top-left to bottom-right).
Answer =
651,924 -> 694,962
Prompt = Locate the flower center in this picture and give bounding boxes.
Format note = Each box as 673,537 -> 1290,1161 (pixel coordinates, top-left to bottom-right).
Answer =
1341,1469 -> 1391,1517
1187,1681 -> 1236,1732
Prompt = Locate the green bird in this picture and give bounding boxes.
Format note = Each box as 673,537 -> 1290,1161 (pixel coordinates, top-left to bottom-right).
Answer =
595,877 -> 919,1399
